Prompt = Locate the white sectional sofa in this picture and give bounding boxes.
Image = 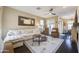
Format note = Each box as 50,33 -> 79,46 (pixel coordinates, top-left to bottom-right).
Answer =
0,36 -> 4,53
4,28 -> 40,48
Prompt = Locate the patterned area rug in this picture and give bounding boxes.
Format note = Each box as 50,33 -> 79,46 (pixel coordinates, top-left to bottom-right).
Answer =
24,36 -> 64,53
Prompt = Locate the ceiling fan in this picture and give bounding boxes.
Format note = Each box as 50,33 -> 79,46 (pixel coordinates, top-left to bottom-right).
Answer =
45,8 -> 56,15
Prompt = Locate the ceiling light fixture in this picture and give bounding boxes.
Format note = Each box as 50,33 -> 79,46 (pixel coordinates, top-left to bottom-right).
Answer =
36,7 -> 41,10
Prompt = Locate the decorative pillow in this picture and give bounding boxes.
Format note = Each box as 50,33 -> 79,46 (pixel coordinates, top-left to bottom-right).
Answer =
8,32 -> 15,36
7,30 -> 18,36
16,30 -> 22,35
7,31 -> 15,36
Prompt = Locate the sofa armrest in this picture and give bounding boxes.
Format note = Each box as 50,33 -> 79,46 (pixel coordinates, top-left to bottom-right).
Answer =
3,41 -> 14,53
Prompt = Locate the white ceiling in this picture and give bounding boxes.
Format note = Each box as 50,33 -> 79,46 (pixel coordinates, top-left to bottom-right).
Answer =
9,6 -> 77,19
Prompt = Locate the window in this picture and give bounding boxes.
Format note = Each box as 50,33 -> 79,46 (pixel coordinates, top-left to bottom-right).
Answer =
40,20 -> 44,25
47,19 -> 55,34
68,21 -> 74,30
68,23 -> 73,30
39,20 -> 44,32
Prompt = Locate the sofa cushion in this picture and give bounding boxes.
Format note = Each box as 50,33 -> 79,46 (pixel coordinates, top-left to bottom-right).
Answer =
21,29 -> 33,34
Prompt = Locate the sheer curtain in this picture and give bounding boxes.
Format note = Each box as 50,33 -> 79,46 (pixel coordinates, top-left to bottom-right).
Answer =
58,17 -> 63,34
39,19 -> 45,32
47,19 -> 55,34
67,21 -> 74,30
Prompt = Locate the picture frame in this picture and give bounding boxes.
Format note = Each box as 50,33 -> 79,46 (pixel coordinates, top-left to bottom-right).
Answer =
18,16 -> 35,26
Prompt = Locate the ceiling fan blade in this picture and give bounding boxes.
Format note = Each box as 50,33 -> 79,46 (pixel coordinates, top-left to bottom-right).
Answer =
49,8 -> 53,12
51,13 -> 56,15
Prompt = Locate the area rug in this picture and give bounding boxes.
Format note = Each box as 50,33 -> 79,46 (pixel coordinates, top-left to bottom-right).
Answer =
24,36 -> 64,53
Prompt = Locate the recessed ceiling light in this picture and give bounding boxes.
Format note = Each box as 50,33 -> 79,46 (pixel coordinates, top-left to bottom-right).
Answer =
36,7 -> 41,10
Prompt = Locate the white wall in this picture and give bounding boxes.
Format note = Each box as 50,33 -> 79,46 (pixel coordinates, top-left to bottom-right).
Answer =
0,8 -> 1,36
2,7 -> 43,39
0,7 -> 3,51
0,7 -> 3,38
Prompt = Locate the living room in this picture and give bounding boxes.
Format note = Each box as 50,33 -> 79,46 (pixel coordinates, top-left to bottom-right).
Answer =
0,6 -> 79,53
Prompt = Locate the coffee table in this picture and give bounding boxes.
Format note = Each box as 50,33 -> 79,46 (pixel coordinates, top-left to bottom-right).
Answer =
32,34 -> 47,45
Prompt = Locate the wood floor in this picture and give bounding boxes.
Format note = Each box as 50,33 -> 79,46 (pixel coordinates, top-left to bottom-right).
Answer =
56,33 -> 78,53
14,33 -> 78,53
14,44 -> 31,53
